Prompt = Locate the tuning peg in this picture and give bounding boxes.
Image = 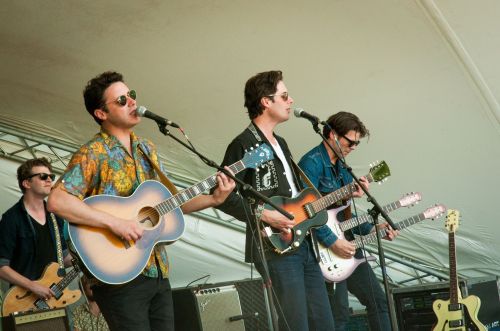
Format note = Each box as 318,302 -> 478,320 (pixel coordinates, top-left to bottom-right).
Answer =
256,143 -> 260,147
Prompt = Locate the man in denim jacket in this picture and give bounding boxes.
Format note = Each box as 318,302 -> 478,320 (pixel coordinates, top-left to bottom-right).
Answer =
299,112 -> 396,331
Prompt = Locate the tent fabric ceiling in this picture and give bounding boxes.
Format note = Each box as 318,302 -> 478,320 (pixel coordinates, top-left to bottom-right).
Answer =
1,0 -> 500,309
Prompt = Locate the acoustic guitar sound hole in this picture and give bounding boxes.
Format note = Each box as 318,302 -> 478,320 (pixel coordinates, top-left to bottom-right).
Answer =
138,207 -> 160,228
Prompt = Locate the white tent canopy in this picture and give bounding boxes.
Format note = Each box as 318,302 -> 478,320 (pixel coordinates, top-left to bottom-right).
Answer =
1,0 -> 500,311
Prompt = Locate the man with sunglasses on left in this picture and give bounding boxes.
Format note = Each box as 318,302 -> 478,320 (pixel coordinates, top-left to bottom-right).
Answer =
0,158 -> 71,303
48,71 -> 235,331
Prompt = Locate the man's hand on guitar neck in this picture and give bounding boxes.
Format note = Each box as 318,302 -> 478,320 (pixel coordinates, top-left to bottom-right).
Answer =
211,168 -> 236,205
261,210 -> 295,232
376,222 -> 399,241
330,239 -> 356,259
352,176 -> 369,198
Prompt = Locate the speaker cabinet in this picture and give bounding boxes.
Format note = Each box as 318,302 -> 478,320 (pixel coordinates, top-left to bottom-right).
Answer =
2,308 -> 70,331
466,277 -> 500,330
233,279 -> 270,331
173,278 -> 270,331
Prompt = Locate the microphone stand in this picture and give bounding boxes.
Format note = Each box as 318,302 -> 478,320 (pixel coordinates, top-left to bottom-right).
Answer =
309,120 -> 397,331
155,122 -> 293,331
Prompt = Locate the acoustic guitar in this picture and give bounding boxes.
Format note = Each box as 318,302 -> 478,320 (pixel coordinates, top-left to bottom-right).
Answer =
69,144 -> 273,284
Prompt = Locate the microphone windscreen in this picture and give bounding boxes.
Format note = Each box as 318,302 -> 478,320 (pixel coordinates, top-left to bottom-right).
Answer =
293,107 -> 304,117
136,106 -> 147,117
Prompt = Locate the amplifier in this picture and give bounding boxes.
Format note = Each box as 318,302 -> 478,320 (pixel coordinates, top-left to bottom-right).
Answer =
173,284 -> 244,331
466,277 -> 500,330
392,281 -> 467,331
2,308 -> 70,331
173,278 -> 270,331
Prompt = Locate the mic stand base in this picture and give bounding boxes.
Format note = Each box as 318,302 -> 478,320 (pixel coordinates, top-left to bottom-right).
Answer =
368,208 -> 397,331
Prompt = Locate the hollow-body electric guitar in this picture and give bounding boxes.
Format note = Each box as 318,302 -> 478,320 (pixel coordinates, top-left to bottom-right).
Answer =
264,161 -> 390,253
432,209 -> 486,331
69,144 -> 273,284
2,262 -> 81,316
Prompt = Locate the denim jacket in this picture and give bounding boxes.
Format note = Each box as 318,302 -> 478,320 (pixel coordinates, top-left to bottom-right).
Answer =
298,143 -> 372,247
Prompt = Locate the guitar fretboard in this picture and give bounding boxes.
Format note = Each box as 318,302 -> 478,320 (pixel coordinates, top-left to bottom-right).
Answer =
449,232 -> 459,304
52,266 -> 80,296
352,212 -> 425,249
310,173 -> 374,213
340,199 -> 402,232
155,161 -> 244,216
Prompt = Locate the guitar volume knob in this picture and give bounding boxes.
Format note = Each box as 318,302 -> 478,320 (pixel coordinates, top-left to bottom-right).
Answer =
293,241 -> 300,248
296,230 -> 302,236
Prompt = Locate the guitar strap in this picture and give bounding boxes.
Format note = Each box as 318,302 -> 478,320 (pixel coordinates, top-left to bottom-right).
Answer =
138,144 -> 179,277
329,162 -> 353,225
138,144 -> 179,195
49,213 -> 65,271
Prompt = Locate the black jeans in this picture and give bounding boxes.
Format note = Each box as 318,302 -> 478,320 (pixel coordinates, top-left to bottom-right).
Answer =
92,275 -> 174,331
326,261 -> 389,331
256,239 -> 335,331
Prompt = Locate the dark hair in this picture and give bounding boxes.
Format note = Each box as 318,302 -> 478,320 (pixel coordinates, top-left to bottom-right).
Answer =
323,111 -> 370,139
17,157 -> 53,193
83,71 -> 124,124
244,70 -> 283,120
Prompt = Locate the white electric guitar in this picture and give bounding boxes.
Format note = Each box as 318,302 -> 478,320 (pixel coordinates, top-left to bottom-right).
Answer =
319,203 -> 444,282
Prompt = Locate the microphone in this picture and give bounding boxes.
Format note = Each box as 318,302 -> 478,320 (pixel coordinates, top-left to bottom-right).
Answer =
293,108 -> 320,125
136,106 -> 180,128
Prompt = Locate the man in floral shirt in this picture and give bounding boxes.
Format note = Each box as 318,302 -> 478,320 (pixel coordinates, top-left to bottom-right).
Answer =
48,71 -> 234,330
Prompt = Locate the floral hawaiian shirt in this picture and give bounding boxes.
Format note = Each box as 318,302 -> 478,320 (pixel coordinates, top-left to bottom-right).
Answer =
55,130 -> 170,279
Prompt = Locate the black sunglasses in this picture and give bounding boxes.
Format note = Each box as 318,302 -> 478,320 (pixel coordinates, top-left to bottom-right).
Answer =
267,91 -> 289,102
105,90 -> 137,107
27,173 -> 55,181
342,135 -> 361,147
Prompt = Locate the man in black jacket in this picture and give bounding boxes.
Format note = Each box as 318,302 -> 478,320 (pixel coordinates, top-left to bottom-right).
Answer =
0,158 -> 69,301
218,70 -> 334,331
